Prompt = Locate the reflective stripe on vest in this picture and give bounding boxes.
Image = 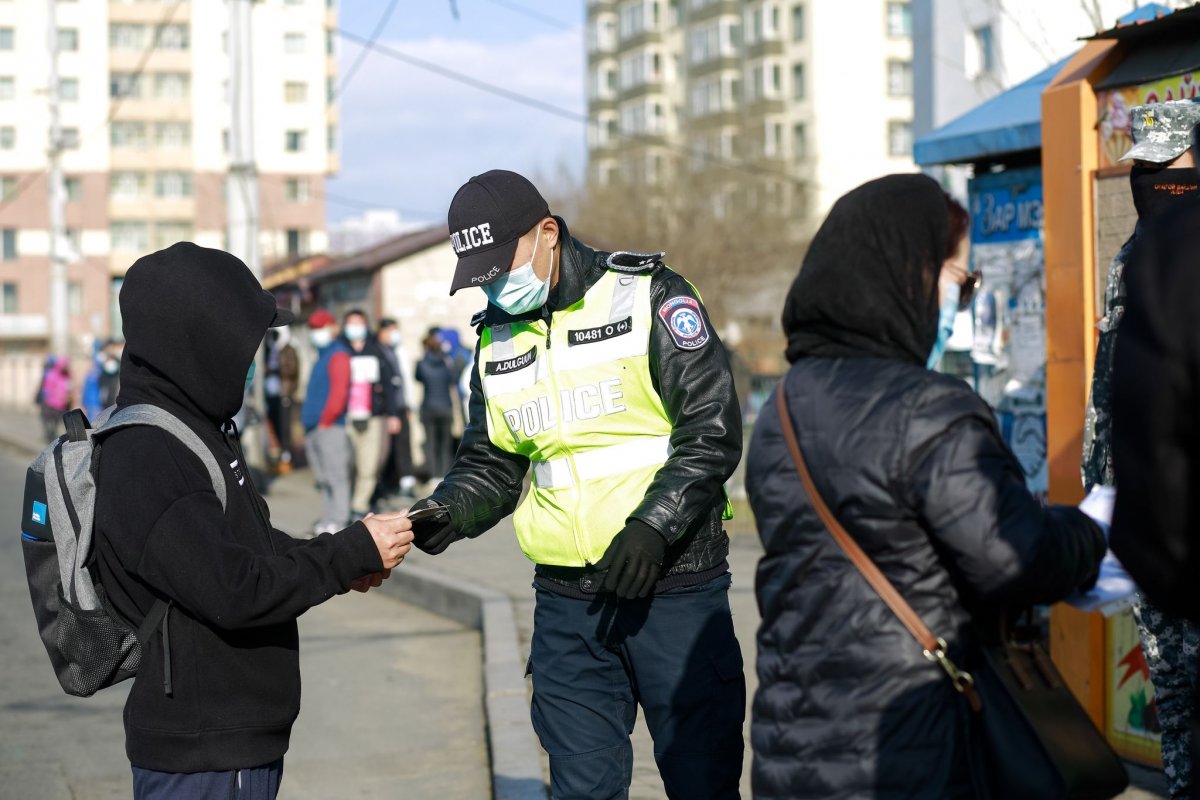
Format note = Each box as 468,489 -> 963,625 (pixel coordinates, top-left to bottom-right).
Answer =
478,269 -> 672,567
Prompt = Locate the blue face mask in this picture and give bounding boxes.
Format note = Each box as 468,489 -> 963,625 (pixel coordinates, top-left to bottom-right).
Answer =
483,231 -> 550,316
926,281 -> 961,370
245,360 -> 256,391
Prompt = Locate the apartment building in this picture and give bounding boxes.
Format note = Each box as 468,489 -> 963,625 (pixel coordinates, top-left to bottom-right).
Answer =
585,0 -> 916,230
0,0 -> 337,354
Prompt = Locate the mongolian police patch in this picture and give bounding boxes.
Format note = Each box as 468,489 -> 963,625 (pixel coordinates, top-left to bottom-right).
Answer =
658,296 -> 710,350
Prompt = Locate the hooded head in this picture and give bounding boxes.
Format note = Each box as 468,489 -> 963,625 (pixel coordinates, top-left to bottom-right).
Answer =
782,174 -> 956,366
117,242 -> 292,426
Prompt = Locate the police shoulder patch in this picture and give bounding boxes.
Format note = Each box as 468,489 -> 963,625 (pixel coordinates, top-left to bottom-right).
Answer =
658,295 -> 710,350
470,308 -> 489,329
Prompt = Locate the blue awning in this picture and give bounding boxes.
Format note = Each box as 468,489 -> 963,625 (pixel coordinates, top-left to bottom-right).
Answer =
914,57 -> 1071,166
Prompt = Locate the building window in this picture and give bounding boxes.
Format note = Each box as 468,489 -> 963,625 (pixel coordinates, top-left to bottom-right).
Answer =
285,81 -> 307,103
285,130 -> 306,152
57,28 -> 78,51
328,125 -> 337,151
285,177 -> 310,202
59,78 -> 79,102
153,221 -> 192,250
792,4 -> 804,40
886,1 -> 912,38
793,122 -> 807,160
764,120 -> 783,158
326,30 -> 335,55
61,128 -> 80,149
111,172 -> 147,199
970,25 -> 996,77
0,28 -> 13,51
110,72 -> 142,99
154,171 -> 192,199
327,76 -> 336,104
111,121 -> 147,149
1,282 -> 16,314
111,221 -> 149,252
0,126 -> 14,149
109,24 -> 145,50
65,177 -> 81,202
154,72 -> 189,100
68,281 -> 84,316
0,76 -> 12,100
286,229 -> 309,258
888,119 -> 913,157
285,0 -> 304,4
1,229 -> 16,260
284,32 -> 306,53
155,122 -> 191,148
157,24 -> 189,50
0,176 -> 15,199
887,59 -> 912,97
792,62 -> 805,100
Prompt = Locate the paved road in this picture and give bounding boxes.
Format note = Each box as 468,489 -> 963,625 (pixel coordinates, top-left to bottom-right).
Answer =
0,449 -> 490,800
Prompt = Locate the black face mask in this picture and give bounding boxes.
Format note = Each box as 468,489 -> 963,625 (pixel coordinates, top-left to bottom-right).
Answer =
1130,166 -> 1200,221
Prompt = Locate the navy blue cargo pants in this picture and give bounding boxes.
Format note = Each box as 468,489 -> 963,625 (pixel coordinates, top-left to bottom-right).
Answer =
529,572 -> 745,800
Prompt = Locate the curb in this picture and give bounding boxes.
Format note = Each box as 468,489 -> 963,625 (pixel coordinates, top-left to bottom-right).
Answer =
379,568 -> 548,800
0,424 -> 548,800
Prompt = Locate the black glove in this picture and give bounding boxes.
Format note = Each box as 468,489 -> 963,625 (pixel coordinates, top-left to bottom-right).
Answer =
408,498 -> 457,555
597,520 -> 668,599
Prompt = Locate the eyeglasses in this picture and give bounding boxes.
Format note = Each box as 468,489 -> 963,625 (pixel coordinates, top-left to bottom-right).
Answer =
957,271 -> 981,312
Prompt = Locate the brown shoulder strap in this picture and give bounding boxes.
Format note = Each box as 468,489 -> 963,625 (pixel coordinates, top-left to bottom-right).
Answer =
773,380 -> 981,708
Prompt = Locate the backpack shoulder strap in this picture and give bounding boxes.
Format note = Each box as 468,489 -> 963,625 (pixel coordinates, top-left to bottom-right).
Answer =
100,405 -> 228,511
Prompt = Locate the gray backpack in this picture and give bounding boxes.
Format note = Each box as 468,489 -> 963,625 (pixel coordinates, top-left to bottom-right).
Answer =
20,405 -> 227,697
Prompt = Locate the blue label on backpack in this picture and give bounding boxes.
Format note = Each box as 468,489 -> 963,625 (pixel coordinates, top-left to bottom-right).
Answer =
21,532 -> 39,541
31,501 -> 46,525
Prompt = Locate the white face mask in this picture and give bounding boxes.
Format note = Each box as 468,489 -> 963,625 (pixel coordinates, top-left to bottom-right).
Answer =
344,323 -> 368,342
482,230 -> 551,316
310,329 -> 334,349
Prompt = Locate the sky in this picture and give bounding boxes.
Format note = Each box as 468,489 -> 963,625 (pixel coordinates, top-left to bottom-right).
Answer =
328,1 -> 586,226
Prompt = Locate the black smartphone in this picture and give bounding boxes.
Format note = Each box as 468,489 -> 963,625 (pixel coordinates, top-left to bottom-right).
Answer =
406,506 -> 448,524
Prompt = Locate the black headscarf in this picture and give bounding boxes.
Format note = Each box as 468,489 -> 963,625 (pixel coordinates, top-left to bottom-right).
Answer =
782,174 -> 949,366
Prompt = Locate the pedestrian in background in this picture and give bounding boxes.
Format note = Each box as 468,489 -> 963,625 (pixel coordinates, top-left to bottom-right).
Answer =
1106,102 -> 1200,800
374,317 -> 416,505
93,242 -> 412,800
341,309 -> 401,517
37,355 -> 72,443
409,170 -> 745,798
747,174 -> 1106,798
301,310 -> 353,534
264,327 -> 299,474
415,327 -> 456,484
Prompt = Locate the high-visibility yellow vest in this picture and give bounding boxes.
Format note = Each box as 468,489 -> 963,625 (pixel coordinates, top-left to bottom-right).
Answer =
478,268 -> 673,566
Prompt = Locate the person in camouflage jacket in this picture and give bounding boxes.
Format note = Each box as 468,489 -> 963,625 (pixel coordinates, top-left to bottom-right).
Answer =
1084,101 -> 1200,799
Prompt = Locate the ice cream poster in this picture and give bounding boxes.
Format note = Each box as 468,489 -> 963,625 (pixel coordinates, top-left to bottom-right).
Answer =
1098,70 -> 1200,168
1105,609 -> 1162,767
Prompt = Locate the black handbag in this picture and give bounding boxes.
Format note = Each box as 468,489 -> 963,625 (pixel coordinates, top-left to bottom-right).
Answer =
774,383 -> 1130,799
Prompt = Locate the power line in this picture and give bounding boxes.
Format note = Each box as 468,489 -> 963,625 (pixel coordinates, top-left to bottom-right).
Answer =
332,27 -> 811,188
333,0 -> 401,100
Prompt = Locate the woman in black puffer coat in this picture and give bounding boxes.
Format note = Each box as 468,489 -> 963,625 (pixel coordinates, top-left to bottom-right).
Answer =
747,174 -> 1106,800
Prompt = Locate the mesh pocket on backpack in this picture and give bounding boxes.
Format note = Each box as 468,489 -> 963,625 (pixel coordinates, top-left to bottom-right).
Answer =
54,586 -> 140,697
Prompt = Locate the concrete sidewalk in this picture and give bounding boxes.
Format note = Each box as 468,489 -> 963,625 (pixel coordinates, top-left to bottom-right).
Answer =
0,406 -> 1169,799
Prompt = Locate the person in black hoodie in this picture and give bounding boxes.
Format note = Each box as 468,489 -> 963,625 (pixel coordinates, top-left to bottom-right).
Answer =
92,242 -> 414,800
746,175 -> 1106,799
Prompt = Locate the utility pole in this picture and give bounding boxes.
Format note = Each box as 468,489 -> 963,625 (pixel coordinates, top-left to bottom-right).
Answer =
227,0 -> 260,281
46,0 -> 69,357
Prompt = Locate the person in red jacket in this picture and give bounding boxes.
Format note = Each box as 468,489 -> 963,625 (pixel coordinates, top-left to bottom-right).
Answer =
301,310 -> 353,534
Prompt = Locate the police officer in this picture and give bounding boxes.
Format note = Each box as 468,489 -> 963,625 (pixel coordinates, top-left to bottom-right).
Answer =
1084,100 -> 1200,800
408,170 -> 745,798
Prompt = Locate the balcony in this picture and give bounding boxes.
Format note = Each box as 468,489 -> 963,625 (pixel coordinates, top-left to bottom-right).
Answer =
0,314 -> 48,338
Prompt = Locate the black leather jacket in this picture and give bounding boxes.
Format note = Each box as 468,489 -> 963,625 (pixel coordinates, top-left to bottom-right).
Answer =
430,218 -> 743,590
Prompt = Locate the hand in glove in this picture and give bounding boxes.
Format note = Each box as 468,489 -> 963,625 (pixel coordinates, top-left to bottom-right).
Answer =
597,520 -> 667,599
407,498 -> 457,555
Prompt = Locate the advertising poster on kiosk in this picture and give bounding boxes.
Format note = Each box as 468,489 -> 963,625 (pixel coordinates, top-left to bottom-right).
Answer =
967,168 -> 1048,499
